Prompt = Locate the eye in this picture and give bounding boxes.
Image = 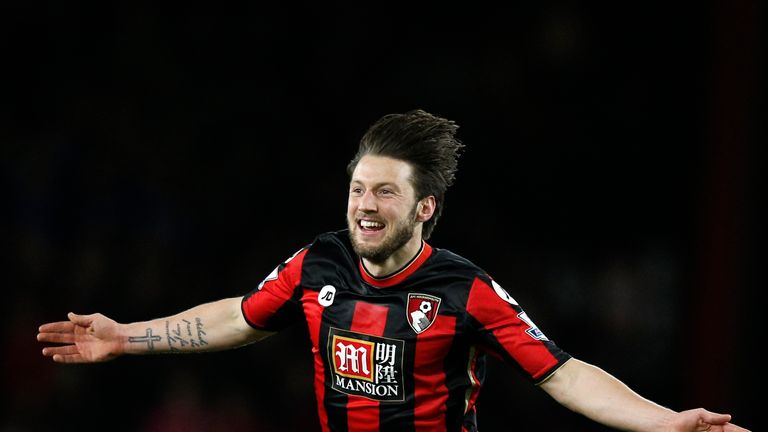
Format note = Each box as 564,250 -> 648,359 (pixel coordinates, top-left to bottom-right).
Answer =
378,189 -> 393,196
350,187 -> 363,195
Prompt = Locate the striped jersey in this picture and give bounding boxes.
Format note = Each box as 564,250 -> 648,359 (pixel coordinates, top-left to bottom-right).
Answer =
241,230 -> 570,432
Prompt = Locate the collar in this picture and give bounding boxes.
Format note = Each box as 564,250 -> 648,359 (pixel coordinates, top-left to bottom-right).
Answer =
359,241 -> 433,288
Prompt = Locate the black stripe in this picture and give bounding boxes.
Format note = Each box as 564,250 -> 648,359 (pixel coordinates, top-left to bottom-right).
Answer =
319,298 -> 357,432
301,238 -> 359,432
443,322 -> 476,431
379,301 -> 415,432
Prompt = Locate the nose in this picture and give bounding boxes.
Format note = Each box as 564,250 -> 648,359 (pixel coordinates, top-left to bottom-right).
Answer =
358,190 -> 377,212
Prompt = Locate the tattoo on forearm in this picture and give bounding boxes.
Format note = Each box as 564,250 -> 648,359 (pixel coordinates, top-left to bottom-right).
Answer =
183,318 -> 208,347
165,320 -> 178,352
128,318 -> 209,353
157,318 -> 209,352
128,328 -> 162,351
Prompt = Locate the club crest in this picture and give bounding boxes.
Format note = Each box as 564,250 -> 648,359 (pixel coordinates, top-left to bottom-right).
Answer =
406,293 -> 441,334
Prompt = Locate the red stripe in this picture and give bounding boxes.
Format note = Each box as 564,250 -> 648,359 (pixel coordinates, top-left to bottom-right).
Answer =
346,302 -> 388,432
302,288 -> 330,432
414,314 -> 455,432
242,249 -> 308,328
466,278 -> 559,380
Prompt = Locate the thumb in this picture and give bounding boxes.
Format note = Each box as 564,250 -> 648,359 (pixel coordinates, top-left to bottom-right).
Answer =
699,409 -> 732,425
68,312 -> 95,327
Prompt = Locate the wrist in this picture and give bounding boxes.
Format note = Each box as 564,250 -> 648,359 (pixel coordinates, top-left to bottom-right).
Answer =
651,409 -> 680,432
119,322 -> 158,355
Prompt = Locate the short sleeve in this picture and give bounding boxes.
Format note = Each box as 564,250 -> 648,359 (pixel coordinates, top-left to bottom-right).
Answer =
241,247 -> 308,332
465,276 -> 570,384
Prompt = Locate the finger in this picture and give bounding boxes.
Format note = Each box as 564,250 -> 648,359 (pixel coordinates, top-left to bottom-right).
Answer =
42,345 -> 80,357
700,410 -> 732,425
67,312 -> 94,327
52,353 -> 87,364
37,332 -> 76,344
38,321 -> 75,333
724,423 -> 751,432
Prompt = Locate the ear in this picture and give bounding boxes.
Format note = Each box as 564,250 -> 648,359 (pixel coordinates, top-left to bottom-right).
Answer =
415,196 -> 436,222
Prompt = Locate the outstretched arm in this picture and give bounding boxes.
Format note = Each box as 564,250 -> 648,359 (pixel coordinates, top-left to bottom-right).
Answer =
540,358 -> 750,432
37,297 -> 272,363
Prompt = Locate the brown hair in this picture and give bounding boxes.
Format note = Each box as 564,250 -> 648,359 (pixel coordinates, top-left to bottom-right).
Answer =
347,109 -> 464,240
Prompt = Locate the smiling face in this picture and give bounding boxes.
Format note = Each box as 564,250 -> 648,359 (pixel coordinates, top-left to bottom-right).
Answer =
347,155 -> 435,270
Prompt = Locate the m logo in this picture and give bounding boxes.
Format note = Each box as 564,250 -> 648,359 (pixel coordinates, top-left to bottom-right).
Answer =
406,293 -> 441,334
333,335 -> 374,381
327,328 -> 405,401
318,285 -> 336,307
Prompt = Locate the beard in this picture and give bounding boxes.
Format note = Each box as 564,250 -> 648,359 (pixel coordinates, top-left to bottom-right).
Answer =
348,206 -> 417,264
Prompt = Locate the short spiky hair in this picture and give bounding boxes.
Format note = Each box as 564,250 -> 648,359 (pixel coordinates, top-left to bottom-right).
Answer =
346,109 -> 464,240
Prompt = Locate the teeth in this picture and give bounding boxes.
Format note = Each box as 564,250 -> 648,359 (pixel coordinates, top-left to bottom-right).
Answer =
360,220 -> 384,229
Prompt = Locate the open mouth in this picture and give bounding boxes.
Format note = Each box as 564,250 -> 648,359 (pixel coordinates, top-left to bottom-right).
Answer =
359,219 -> 385,232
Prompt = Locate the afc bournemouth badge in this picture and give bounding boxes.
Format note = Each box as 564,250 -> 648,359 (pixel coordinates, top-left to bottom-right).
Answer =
406,293 -> 441,334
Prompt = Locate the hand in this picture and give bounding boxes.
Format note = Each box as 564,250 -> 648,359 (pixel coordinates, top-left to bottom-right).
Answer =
667,408 -> 750,432
37,312 -> 124,363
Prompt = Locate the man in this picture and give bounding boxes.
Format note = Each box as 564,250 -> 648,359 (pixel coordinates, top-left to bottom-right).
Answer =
38,110 -> 748,431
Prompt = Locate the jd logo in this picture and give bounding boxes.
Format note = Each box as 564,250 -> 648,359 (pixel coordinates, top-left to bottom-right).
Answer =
318,285 -> 336,307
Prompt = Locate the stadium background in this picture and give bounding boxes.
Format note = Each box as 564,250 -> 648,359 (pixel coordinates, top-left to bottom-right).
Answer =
1,3 -> 762,431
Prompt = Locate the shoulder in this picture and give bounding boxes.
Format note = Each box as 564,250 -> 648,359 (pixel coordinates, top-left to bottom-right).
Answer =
312,229 -> 350,245
273,230 -> 351,270
307,229 -> 353,255
426,247 -> 493,285
300,229 -> 357,269
300,230 -> 358,289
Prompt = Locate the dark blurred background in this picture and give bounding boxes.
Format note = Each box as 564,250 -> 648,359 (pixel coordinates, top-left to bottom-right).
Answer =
1,2 -> 763,431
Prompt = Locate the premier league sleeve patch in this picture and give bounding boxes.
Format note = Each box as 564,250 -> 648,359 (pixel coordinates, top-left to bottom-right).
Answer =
406,293 -> 441,334
327,328 -> 405,402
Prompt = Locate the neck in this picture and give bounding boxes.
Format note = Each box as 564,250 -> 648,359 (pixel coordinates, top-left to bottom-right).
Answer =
362,235 -> 424,278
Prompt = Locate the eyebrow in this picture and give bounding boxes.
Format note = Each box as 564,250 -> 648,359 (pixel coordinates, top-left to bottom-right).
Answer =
349,180 -> 402,190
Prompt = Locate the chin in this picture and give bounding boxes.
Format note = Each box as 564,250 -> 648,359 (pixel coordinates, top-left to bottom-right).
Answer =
352,236 -> 380,252
350,233 -> 382,259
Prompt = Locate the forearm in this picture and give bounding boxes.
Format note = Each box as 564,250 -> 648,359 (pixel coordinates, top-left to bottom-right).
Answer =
120,297 -> 270,355
541,359 -> 677,431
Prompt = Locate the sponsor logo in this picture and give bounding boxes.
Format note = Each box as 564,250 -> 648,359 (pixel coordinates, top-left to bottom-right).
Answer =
518,311 -> 549,341
318,285 -> 336,307
491,280 -> 548,341
491,280 -> 518,305
258,267 -> 279,290
328,328 -> 404,402
258,248 -> 303,290
406,293 -> 441,334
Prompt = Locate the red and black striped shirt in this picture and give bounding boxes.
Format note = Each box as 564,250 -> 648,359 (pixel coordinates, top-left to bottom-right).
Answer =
241,230 -> 570,432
